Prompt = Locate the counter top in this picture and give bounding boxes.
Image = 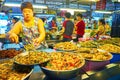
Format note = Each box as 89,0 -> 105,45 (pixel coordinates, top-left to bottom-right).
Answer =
29,63 -> 120,80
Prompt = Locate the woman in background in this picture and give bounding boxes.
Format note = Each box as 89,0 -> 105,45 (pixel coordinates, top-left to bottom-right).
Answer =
11,17 -> 19,25
93,19 -> 106,38
75,13 -> 85,42
7,17 -> 19,32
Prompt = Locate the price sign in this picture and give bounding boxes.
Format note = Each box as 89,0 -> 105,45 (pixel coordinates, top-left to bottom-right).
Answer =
96,0 -> 106,10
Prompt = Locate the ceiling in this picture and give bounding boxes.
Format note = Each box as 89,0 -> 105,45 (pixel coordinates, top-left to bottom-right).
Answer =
45,0 -> 100,6
70,0 -> 99,5
0,0 -> 115,11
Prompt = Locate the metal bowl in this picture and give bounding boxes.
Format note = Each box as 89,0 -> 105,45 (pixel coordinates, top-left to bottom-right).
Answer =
40,66 -> 84,79
0,58 -> 33,80
22,69 -> 34,80
13,61 -> 34,73
13,51 -> 50,66
40,56 -> 85,79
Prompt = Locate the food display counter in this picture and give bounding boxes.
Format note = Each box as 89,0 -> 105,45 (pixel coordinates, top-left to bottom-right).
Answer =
0,38 -> 120,80
29,62 -> 120,80
1,54 -> 118,80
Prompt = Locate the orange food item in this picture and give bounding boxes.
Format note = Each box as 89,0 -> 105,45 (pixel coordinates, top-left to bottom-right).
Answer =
0,49 -> 22,58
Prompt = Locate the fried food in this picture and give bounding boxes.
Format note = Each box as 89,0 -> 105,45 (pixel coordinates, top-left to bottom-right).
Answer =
99,44 -> 120,53
54,42 -> 78,51
0,49 -> 22,59
0,59 -> 31,80
75,48 -> 98,53
14,51 -> 50,65
79,49 -> 112,61
78,41 -> 98,48
45,52 -> 84,70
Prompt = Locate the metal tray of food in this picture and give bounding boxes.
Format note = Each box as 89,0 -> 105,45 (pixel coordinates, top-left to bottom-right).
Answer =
0,58 -> 33,80
13,51 -> 50,66
79,49 -> 113,62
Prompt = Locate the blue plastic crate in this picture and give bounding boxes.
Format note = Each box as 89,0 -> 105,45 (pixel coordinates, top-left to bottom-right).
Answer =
110,53 -> 120,63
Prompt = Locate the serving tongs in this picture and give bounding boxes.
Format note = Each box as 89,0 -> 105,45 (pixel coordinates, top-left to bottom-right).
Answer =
24,43 -> 36,64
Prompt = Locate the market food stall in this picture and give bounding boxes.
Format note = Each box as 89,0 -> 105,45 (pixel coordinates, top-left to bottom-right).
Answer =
1,0 -> 120,80
1,37 -> 120,80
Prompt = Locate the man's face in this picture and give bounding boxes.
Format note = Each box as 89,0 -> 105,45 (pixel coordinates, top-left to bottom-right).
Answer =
22,8 -> 33,21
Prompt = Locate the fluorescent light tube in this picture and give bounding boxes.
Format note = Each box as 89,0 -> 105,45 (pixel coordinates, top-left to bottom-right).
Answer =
4,3 -> 47,9
60,8 -> 87,12
94,11 -> 113,14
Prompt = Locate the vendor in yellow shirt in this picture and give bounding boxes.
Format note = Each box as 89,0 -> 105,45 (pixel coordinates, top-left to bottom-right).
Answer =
92,19 -> 105,38
7,2 -> 45,46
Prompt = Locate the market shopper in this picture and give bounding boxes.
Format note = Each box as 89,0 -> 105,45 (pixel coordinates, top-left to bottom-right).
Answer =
75,13 -> 85,42
7,17 -> 19,32
7,2 -> 45,47
51,18 -> 57,29
74,17 -> 77,31
60,12 -> 74,42
93,20 -> 98,29
11,17 -> 19,29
